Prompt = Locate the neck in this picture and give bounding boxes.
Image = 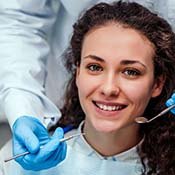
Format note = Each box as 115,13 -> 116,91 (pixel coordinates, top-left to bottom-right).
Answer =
83,122 -> 141,156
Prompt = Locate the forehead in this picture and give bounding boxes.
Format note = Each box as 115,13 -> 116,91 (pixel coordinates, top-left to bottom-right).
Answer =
81,23 -> 155,63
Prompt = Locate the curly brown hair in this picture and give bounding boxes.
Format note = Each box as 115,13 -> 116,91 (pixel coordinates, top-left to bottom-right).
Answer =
53,1 -> 175,174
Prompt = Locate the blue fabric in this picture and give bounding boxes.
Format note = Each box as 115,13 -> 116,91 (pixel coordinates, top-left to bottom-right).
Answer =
63,125 -> 74,133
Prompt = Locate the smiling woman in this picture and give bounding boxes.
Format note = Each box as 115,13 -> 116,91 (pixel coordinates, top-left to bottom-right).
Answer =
56,1 -> 175,174
76,25 -> 159,136
1,1 -> 175,175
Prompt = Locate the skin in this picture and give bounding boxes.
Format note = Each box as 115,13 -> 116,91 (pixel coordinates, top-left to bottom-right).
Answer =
76,23 -> 164,156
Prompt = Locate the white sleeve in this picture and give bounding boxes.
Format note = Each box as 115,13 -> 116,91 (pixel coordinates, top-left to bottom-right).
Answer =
0,0 -> 61,127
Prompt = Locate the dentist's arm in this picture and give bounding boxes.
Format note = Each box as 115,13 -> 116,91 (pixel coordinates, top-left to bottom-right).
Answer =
0,0 -> 61,127
0,0 -> 66,170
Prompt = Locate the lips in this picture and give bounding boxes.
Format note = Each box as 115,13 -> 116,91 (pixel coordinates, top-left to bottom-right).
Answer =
93,101 -> 127,111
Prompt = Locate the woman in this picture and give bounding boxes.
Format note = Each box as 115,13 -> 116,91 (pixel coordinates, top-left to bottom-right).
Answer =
1,1 -> 175,174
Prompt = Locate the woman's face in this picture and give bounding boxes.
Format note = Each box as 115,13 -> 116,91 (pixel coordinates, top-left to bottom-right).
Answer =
76,24 -> 163,134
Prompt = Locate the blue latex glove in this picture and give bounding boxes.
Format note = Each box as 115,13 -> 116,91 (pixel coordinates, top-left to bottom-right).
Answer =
166,93 -> 175,114
12,116 -> 67,171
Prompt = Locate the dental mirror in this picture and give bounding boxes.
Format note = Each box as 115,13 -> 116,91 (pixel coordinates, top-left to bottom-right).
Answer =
135,104 -> 175,124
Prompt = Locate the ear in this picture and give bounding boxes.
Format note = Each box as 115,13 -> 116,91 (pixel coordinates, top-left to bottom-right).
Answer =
151,75 -> 165,98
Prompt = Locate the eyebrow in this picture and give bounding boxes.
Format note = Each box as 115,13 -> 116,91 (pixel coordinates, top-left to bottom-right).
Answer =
120,60 -> 146,68
83,55 -> 104,62
83,54 -> 146,68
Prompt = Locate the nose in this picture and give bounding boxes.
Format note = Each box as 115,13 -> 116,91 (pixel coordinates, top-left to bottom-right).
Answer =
100,74 -> 120,97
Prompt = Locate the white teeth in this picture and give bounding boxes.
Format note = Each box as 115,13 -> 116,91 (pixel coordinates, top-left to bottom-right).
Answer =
116,106 -> 120,110
96,103 -> 123,111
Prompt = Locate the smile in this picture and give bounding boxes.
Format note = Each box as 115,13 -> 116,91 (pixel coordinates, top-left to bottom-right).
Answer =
93,101 -> 127,111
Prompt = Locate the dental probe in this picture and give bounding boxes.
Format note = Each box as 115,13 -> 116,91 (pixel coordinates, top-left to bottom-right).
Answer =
4,133 -> 85,163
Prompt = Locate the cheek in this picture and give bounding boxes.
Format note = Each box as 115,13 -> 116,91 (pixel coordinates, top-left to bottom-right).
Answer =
76,73 -> 95,99
76,74 -> 97,115
121,79 -> 154,106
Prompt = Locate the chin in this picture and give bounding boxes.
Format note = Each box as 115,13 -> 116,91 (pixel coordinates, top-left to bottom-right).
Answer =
93,121 -> 121,133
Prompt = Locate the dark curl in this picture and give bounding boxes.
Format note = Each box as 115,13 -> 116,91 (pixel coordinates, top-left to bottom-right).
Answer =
54,1 -> 175,174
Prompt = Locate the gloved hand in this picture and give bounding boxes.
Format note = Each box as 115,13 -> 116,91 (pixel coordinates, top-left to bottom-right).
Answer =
166,93 -> 175,114
12,116 -> 67,171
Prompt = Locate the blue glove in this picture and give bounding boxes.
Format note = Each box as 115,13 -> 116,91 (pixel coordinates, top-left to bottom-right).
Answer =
12,116 -> 67,171
166,93 -> 175,114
